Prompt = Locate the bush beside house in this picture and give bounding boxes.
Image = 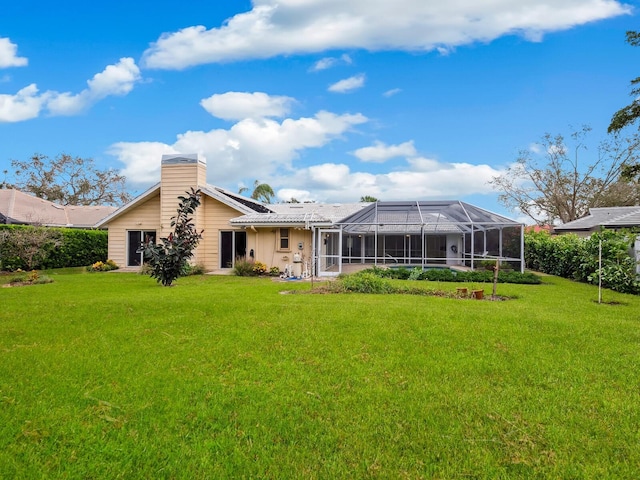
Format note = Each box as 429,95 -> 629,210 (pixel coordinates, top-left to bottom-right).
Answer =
0,225 -> 108,271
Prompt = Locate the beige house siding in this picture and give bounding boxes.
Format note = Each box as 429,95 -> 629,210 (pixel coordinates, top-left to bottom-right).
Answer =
160,160 -> 206,238
251,227 -> 313,271
103,155 -> 320,273
107,193 -> 161,268
200,196 -> 246,270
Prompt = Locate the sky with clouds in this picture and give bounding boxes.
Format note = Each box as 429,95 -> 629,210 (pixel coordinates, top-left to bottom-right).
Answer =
0,0 -> 638,219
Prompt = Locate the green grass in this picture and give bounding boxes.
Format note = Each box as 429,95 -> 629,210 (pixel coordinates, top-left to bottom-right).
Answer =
1,272 -> 639,478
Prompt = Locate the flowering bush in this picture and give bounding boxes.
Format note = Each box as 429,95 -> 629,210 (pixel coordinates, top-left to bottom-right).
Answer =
87,259 -> 119,272
252,261 -> 268,275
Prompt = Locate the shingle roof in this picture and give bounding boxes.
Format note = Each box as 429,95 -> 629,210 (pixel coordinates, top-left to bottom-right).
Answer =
554,206 -> 640,231
0,189 -> 115,227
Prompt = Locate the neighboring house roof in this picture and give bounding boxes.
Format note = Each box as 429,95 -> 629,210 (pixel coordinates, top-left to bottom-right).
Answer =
229,202 -> 371,227
554,206 -> 640,232
0,188 -> 116,227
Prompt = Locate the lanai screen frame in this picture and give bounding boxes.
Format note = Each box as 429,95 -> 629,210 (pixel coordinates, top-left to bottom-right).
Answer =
333,200 -> 525,272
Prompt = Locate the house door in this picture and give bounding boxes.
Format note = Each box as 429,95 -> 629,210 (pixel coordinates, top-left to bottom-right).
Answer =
317,229 -> 342,276
220,231 -> 247,269
127,230 -> 156,267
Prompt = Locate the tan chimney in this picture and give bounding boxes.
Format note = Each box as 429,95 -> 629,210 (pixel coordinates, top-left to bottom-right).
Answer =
160,154 -> 206,262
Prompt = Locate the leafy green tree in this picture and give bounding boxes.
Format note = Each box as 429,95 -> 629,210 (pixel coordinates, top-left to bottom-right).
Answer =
360,195 -> 378,202
239,180 -> 275,204
609,31 -> 640,180
142,189 -> 203,286
10,153 -> 131,206
490,127 -> 640,224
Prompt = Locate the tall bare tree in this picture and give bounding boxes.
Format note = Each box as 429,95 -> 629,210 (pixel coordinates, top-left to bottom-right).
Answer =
11,153 -> 131,206
489,127 -> 640,224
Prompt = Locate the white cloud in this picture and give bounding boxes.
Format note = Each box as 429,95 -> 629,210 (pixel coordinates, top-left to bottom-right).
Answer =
200,91 -> 295,120
0,58 -> 141,122
311,57 -> 338,71
528,143 -> 543,154
383,88 -> 401,97
352,140 -> 417,162
277,188 -> 316,202
108,141 -> 179,184
310,53 -> 353,71
109,109 -> 368,186
142,0 -> 631,69
0,84 -> 48,122
281,159 -> 502,202
0,37 -> 28,68
328,73 -> 365,93
47,58 -> 141,115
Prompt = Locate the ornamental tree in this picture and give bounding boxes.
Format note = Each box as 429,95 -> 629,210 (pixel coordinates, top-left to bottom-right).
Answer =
142,188 -> 203,286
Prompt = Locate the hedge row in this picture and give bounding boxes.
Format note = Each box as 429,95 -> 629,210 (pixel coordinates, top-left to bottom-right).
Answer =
361,265 -> 541,284
0,225 -> 108,271
525,230 -> 639,295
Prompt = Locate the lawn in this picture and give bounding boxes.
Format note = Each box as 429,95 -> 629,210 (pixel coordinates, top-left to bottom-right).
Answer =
1,271 -> 639,479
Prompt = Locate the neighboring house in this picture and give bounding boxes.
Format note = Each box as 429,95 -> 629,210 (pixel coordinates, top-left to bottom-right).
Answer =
97,154 -> 525,275
0,188 -> 116,227
553,206 -> 640,237
553,206 -> 640,275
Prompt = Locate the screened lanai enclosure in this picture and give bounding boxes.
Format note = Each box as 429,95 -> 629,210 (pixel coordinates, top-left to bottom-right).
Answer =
314,201 -> 524,277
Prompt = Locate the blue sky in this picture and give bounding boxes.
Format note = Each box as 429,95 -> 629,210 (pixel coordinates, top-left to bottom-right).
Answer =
1,0 -> 638,220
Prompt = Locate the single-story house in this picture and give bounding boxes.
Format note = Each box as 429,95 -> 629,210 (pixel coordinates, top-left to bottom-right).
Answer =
553,206 -> 640,275
96,154 -> 525,276
553,206 -> 640,237
0,188 -> 116,228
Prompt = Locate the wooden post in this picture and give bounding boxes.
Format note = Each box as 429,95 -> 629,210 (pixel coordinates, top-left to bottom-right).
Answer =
492,259 -> 499,299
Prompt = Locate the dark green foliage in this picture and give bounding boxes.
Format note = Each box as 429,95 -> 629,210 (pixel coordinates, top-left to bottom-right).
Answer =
336,272 -> 395,293
0,225 -> 107,270
525,231 -> 583,278
358,266 -> 541,285
142,189 -> 203,286
525,230 -> 639,294
418,268 -> 458,282
43,228 -> 108,269
578,230 -> 640,294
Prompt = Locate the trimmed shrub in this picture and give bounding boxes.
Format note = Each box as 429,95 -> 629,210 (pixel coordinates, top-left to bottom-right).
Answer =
1,225 -> 107,271
525,229 -> 639,294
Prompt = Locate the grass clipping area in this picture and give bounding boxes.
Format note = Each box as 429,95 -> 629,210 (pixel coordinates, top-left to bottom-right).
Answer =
1,271 -> 639,478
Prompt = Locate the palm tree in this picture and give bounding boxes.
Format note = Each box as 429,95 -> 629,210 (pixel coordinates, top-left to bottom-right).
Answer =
239,180 -> 275,204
